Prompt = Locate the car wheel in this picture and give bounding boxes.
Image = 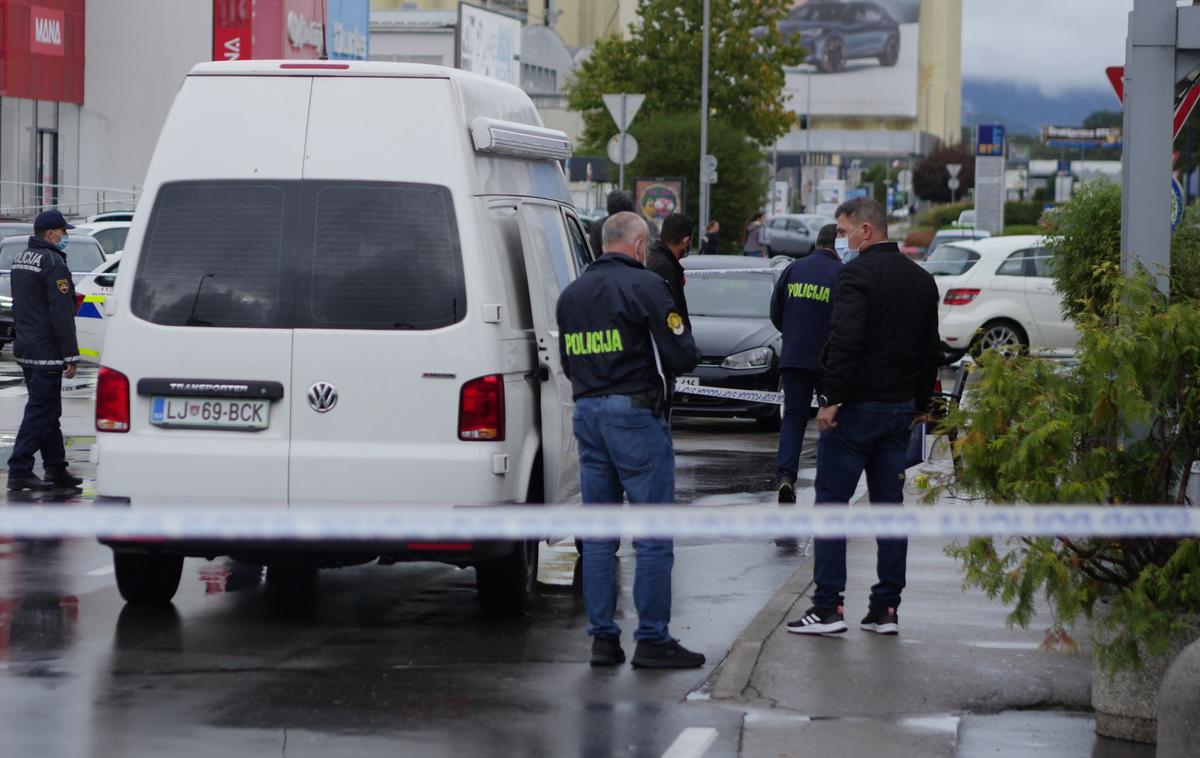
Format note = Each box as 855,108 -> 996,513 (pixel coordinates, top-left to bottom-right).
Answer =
972,319 -> 1028,356
477,539 -> 539,617
879,35 -> 899,67
113,552 -> 184,605
818,36 -> 845,73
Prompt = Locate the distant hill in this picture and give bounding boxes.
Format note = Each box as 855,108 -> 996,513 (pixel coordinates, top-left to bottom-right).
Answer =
962,78 -> 1120,136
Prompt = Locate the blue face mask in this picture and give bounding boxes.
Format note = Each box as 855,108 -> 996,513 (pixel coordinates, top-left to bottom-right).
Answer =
56,235 -> 69,252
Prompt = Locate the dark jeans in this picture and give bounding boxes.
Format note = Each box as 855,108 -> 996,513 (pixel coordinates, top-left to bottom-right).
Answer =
775,368 -> 820,481
812,400 -> 915,612
8,367 -> 66,479
574,395 -> 675,643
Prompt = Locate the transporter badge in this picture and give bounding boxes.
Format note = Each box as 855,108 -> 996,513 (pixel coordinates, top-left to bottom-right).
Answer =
666,311 -> 684,336
57,279 -> 70,294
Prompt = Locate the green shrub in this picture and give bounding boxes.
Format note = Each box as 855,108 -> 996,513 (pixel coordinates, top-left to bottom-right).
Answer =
1005,200 -> 1044,226
1003,225 -> 1041,236
917,202 -> 973,229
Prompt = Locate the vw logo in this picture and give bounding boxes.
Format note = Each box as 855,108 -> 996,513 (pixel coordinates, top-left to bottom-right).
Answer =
307,381 -> 338,413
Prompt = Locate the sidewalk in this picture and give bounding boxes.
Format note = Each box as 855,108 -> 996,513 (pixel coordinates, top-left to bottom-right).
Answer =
708,461 -> 1157,758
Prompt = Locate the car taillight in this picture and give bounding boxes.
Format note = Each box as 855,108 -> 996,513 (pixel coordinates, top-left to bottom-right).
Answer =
934,379 -> 943,395
75,292 -> 85,314
943,288 -> 981,306
96,366 -> 130,432
458,375 -> 504,441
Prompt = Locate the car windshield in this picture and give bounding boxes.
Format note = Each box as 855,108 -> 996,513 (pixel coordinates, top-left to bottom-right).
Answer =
923,245 -> 980,277
794,5 -> 844,22
0,238 -> 105,273
686,272 -> 776,319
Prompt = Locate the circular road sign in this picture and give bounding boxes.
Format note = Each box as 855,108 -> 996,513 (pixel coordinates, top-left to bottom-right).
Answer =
947,177 -> 961,191
1171,177 -> 1184,233
607,134 -> 639,165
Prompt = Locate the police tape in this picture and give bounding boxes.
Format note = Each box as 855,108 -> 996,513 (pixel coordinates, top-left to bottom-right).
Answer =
0,504 -> 1196,541
683,267 -> 780,276
673,382 -> 784,406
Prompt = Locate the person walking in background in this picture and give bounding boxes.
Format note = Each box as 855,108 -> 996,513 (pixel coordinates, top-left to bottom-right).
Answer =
589,189 -> 635,257
742,211 -> 766,257
769,223 -> 840,505
557,211 -> 705,669
786,197 -> 940,637
644,213 -> 693,331
701,219 -> 720,255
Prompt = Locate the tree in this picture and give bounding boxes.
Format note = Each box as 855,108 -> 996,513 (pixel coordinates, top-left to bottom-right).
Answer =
623,112 -> 769,250
565,0 -> 806,152
913,144 -> 975,203
1083,110 -> 1123,129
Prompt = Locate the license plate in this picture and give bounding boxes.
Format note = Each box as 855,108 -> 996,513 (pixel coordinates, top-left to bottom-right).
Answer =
677,376 -> 700,386
150,396 -> 270,430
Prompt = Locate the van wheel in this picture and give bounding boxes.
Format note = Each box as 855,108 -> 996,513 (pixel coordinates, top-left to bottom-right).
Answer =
113,552 -> 184,606
477,540 -> 539,617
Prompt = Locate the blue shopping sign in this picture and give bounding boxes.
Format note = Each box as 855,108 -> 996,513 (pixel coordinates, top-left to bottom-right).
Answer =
977,124 -> 1006,157
326,0 -> 369,60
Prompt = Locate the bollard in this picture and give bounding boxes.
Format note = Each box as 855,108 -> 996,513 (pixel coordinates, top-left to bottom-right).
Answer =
1157,636 -> 1200,756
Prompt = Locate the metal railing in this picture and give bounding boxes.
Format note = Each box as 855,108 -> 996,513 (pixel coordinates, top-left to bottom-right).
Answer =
0,180 -> 139,221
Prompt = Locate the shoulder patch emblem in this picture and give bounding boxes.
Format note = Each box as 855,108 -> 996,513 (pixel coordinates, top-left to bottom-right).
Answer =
666,311 -> 685,336
57,279 -> 70,294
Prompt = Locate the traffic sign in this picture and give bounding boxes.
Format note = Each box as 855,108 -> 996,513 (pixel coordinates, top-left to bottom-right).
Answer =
702,171 -> 717,185
602,94 -> 645,132
607,133 -> 638,165
947,177 -> 961,191
946,163 -> 962,178
1171,177 -> 1184,232
701,154 -> 718,173
1105,66 -> 1200,140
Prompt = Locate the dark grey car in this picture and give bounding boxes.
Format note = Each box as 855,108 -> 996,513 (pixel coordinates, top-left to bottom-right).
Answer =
779,1 -> 901,73
0,234 -> 106,348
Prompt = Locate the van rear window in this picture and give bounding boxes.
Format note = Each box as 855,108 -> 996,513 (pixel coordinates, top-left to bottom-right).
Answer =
131,181 -> 466,331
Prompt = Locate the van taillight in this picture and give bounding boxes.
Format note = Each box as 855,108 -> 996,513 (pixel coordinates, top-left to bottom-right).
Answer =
458,375 -> 504,441
96,367 -> 130,433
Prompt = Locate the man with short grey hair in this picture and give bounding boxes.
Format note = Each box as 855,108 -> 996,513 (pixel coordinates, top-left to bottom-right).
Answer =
556,210 -> 705,669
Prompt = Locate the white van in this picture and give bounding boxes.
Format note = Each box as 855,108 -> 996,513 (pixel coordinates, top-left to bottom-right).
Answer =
94,61 -> 590,616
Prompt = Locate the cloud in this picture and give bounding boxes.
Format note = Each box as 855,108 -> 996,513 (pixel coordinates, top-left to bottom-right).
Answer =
962,0 -> 1134,96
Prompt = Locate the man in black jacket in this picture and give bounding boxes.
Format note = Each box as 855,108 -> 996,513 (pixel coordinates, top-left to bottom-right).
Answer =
644,212 -> 693,330
786,197 -> 940,637
557,211 -> 705,670
588,189 -> 635,257
7,209 -> 84,492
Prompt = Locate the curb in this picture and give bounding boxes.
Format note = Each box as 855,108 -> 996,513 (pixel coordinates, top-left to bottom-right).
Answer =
711,565 -> 812,700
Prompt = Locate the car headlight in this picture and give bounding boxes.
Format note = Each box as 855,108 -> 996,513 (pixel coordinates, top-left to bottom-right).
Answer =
721,347 -> 774,370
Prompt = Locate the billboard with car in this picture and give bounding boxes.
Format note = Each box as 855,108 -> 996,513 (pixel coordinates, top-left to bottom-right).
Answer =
779,0 -> 920,118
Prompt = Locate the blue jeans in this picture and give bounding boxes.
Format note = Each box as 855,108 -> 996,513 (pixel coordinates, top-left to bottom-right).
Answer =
7,368 -> 66,479
775,368 -> 820,481
574,394 -> 675,643
813,400 -> 915,611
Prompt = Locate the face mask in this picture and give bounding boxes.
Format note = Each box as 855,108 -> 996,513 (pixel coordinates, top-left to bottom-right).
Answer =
56,235 -> 69,252
834,237 -> 850,258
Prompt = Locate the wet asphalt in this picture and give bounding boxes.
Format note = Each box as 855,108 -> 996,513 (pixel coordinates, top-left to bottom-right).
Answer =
0,355 -> 816,757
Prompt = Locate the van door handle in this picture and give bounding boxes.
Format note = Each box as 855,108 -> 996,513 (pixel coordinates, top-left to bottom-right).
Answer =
537,365 -> 550,382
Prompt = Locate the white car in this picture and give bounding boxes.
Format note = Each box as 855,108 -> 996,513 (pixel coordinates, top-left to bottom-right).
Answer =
74,251 -> 122,363
926,235 -> 1079,357
72,221 -> 131,256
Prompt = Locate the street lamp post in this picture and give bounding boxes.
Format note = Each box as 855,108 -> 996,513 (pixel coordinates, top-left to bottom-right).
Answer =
698,0 -> 711,236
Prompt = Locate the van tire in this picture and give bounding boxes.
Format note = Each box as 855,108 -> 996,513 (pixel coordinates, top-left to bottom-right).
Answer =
476,539 -> 539,617
113,552 -> 184,606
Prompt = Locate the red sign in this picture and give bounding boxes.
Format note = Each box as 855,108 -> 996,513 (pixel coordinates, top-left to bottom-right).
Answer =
1105,65 -> 1200,141
212,0 -> 254,61
29,5 -> 65,57
217,0 -> 325,62
0,0 -> 85,103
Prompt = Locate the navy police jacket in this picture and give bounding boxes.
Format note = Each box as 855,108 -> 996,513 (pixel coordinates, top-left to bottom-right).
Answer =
769,247 -> 841,371
11,236 -> 80,370
556,253 -> 701,400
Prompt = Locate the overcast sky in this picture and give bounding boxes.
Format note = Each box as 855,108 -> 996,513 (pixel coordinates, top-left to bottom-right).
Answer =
962,0 -> 1134,96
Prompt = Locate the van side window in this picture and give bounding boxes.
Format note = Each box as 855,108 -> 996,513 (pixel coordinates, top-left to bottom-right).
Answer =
563,211 -> 594,269
300,182 -> 466,330
131,182 -> 291,328
528,204 -> 574,292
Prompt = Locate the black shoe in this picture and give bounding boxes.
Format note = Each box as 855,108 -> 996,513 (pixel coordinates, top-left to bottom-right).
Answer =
7,474 -> 54,492
777,475 -> 796,505
44,467 -> 83,488
860,607 -> 900,635
590,634 -> 626,666
631,639 -> 706,669
786,606 -> 848,635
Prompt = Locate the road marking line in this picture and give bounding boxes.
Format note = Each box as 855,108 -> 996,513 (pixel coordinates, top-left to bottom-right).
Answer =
661,727 -> 718,758
86,564 -> 114,576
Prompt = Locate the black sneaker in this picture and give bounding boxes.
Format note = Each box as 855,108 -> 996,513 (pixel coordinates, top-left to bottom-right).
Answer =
44,467 -> 83,488
7,474 -> 54,492
631,639 -> 706,669
590,634 -> 625,666
777,475 -> 796,505
786,606 -> 848,635
860,607 -> 900,635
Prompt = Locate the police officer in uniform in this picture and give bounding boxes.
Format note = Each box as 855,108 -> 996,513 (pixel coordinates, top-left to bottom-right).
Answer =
556,211 -> 705,669
7,209 -> 84,492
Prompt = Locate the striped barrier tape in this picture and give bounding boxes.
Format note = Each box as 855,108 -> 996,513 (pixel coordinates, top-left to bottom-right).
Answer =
673,381 -> 784,406
0,505 -> 1196,541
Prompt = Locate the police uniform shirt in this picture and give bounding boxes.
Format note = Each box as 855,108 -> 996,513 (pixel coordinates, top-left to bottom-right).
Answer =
769,247 -> 841,371
556,253 -> 701,400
